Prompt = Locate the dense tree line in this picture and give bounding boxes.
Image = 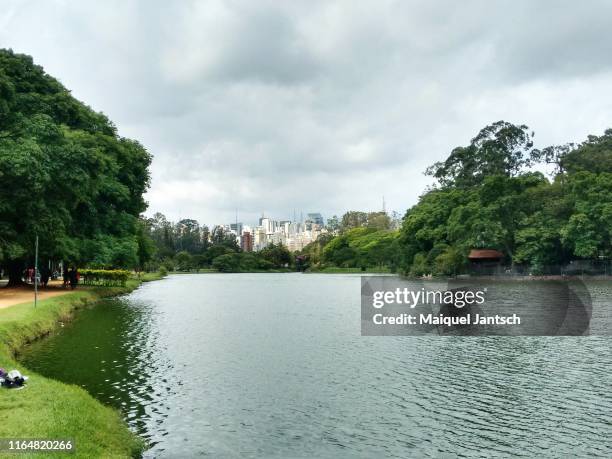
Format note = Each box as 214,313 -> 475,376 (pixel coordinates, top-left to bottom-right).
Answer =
397,121 -> 612,276
0,50 -> 152,284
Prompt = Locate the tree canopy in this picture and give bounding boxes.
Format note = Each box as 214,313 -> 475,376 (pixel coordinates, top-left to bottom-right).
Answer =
0,49 -> 151,282
399,121 -> 612,275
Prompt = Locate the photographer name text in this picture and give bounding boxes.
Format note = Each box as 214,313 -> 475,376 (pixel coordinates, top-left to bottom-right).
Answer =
372,313 -> 521,326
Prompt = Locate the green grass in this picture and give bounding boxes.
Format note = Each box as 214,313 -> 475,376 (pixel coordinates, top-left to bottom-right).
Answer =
171,268 -> 293,274
170,268 -> 217,274
309,266 -> 393,274
134,271 -> 167,282
0,272 -> 165,458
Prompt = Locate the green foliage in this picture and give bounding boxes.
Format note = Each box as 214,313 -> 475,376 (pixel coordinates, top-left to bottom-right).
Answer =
136,218 -> 156,268
212,253 -> 241,272
399,122 -> 612,275
340,211 -> 368,230
259,243 -> 291,268
80,269 -> 131,286
561,129 -> 612,175
326,215 -> 340,232
433,246 -> 465,276
321,227 -> 399,269
339,210 -> 391,232
210,245 -> 293,273
0,49 -> 151,279
298,233 -> 334,269
409,253 -> 430,277
366,211 -> 391,230
426,121 -> 534,188
145,213 -> 243,270
80,234 -> 140,269
175,250 -> 194,271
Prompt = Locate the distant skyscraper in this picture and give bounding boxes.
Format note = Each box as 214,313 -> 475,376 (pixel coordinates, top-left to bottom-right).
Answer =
305,213 -> 324,229
241,232 -> 253,252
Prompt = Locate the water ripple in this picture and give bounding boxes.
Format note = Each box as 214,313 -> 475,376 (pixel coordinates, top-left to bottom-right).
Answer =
18,274 -> 612,458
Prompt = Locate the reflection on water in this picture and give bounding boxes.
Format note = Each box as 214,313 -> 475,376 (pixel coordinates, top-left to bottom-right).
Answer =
19,274 -> 612,457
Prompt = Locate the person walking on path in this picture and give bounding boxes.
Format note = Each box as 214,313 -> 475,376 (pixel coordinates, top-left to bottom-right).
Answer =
63,266 -> 70,288
40,266 -> 50,287
69,267 -> 79,290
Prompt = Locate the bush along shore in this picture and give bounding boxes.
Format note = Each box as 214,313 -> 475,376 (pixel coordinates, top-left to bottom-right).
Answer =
0,271 -> 165,458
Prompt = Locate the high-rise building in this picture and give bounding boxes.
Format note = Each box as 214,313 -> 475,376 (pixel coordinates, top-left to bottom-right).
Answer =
241,232 -> 253,252
305,213 -> 324,230
230,222 -> 243,235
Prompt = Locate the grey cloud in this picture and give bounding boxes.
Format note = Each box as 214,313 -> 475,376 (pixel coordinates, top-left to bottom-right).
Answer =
2,0 -> 612,225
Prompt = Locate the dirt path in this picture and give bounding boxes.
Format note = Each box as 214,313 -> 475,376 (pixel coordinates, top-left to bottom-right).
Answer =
0,280 -> 72,309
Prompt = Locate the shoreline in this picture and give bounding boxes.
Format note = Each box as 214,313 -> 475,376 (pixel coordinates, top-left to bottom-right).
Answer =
432,274 -> 612,281
0,271 -> 164,458
157,270 -> 612,280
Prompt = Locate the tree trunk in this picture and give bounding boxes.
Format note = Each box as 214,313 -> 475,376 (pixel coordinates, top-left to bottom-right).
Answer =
6,259 -> 25,287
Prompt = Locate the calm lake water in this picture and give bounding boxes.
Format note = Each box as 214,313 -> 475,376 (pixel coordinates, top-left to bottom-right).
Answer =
19,274 -> 612,457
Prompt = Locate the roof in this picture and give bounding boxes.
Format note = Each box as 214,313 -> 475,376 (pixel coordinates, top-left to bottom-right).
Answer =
468,249 -> 504,260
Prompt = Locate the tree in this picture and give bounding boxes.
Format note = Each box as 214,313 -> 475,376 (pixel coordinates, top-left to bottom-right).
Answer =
175,219 -> 202,253
211,226 -> 239,250
340,211 -> 368,231
148,212 -> 175,258
175,251 -> 194,271
426,121 -> 534,187
366,211 -> 391,230
561,129 -> 612,175
321,227 -> 399,269
560,172 -> 612,258
326,215 -> 340,233
259,243 -> 291,268
0,49 -> 151,284
530,143 -> 575,177
298,233 -> 334,267
400,122 -> 612,275
212,253 -> 241,272
136,218 -> 156,271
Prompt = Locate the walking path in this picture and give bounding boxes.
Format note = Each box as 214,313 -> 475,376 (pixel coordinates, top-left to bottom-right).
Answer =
0,280 -> 72,309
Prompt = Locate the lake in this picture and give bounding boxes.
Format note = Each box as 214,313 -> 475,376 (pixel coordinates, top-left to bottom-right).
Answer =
19,274 -> 612,457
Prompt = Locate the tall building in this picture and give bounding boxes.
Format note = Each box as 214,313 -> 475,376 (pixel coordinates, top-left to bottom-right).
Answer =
241,232 -> 253,252
305,213 -> 324,230
253,227 -> 267,251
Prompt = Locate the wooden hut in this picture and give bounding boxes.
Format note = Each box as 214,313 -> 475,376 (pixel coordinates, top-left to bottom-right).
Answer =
468,249 -> 504,274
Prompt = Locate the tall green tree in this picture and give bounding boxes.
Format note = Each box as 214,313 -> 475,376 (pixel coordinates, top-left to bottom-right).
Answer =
0,49 -> 151,283
426,121 -> 534,188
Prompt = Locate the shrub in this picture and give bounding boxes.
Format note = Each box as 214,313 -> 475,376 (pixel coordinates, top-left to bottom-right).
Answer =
80,269 -> 131,286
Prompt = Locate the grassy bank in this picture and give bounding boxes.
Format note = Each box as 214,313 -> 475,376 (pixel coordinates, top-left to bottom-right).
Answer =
307,266 -> 393,274
0,272 -> 164,458
170,268 -> 293,274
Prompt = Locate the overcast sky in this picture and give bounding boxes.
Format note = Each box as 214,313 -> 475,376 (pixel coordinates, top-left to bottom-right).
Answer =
2,0 -> 612,226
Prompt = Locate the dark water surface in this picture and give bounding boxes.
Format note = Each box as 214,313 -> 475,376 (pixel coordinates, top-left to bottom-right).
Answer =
19,274 -> 612,457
